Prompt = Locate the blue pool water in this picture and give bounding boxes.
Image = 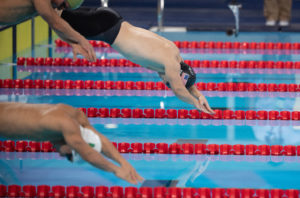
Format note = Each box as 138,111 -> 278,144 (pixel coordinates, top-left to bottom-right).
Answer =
0,31 -> 300,188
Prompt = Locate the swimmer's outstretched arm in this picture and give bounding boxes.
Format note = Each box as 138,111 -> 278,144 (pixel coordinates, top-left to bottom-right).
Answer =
188,85 -> 215,114
61,121 -> 143,184
163,64 -> 214,114
33,0 -> 96,62
97,132 -> 144,184
163,64 -> 196,105
71,109 -> 144,184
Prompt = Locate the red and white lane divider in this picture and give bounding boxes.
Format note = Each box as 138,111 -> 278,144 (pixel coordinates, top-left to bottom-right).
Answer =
2,184 -> 299,198
1,79 -> 299,92
81,107 -> 299,121
17,57 -> 300,70
55,38 -> 300,50
16,65 -> 300,75
2,140 -> 300,156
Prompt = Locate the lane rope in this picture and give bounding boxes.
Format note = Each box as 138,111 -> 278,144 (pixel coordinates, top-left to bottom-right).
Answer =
2,140 -> 300,156
54,39 -> 300,51
1,79 -> 299,93
17,57 -> 300,70
2,184 -> 299,198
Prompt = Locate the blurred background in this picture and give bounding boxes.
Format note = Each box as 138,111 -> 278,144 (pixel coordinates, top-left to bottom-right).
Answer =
82,0 -> 300,31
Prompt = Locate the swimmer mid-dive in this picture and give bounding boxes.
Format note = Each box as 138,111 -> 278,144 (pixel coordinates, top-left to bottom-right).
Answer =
0,0 -> 96,62
0,102 -> 144,185
56,7 -> 215,115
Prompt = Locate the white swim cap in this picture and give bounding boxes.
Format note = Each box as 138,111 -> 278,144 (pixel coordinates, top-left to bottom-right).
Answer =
72,126 -> 102,162
66,0 -> 84,9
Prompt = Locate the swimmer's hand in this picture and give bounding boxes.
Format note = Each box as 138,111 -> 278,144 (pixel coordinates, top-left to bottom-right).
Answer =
195,93 -> 215,115
115,161 -> 144,185
188,85 -> 215,114
70,39 -> 96,62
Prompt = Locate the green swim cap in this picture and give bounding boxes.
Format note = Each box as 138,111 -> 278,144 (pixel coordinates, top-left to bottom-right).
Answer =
66,0 -> 84,9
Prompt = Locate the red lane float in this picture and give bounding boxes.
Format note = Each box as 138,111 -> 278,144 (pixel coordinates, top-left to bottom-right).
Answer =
1,184 -> 299,198
1,79 -> 299,92
16,57 -> 300,70
1,140 -> 300,156
54,39 -> 300,50
79,107 -> 300,121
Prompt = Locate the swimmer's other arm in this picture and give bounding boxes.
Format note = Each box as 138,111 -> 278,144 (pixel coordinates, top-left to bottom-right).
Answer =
164,65 -> 214,114
61,119 -> 143,184
33,0 -> 96,61
188,85 -> 215,114
97,132 -> 144,184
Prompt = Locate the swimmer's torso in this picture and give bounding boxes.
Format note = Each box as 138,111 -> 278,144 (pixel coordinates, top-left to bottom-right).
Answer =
0,0 -> 36,25
0,102 -> 63,141
59,7 -> 171,74
112,22 -> 169,73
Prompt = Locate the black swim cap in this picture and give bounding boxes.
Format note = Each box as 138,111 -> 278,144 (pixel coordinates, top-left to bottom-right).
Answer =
166,62 -> 196,89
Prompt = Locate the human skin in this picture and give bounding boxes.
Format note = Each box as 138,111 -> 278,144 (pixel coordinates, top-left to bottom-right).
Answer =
67,18 -> 215,114
0,102 -> 144,185
0,0 -> 96,62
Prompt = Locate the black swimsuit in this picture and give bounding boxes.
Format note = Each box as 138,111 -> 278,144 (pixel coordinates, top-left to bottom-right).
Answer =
61,7 -> 124,45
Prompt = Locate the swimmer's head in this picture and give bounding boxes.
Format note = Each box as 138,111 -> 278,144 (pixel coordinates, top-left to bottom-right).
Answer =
54,0 -> 84,10
66,0 -> 84,9
166,62 -> 196,89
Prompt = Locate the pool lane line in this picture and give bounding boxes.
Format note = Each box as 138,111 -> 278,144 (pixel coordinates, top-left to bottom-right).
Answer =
18,57 -> 300,70
2,184 -> 299,197
2,140 -> 300,157
1,79 -> 299,93
55,46 -> 300,55
16,66 -> 300,75
55,38 -> 300,51
88,118 -> 299,127
76,108 -> 299,121
1,88 -> 298,98
1,152 -> 300,163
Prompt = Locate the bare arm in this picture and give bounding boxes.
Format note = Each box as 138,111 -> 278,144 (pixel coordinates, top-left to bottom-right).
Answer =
61,120 -> 119,173
77,110 -> 129,166
73,109 -> 144,184
160,67 -> 215,114
164,63 -> 199,106
188,85 -> 215,114
32,0 -> 96,61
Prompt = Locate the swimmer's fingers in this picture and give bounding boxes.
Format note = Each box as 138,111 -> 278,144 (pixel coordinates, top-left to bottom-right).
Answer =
204,103 -> 215,115
198,95 -> 215,115
71,43 -> 89,61
131,167 -> 144,183
194,98 -> 210,114
88,45 -> 97,62
130,171 -> 137,185
80,39 -> 97,62
71,43 -> 94,62
72,48 -> 78,61
202,100 -> 215,115
135,170 -> 144,183
196,101 -> 211,114
84,43 -> 96,62
124,176 -> 137,185
115,166 -> 137,185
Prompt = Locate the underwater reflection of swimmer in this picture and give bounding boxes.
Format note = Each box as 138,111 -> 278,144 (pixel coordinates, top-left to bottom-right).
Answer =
253,124 -> 300,145
177,159 -> 210,186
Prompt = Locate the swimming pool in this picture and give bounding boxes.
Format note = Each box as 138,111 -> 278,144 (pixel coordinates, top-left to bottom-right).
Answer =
0,31 -> 300,193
